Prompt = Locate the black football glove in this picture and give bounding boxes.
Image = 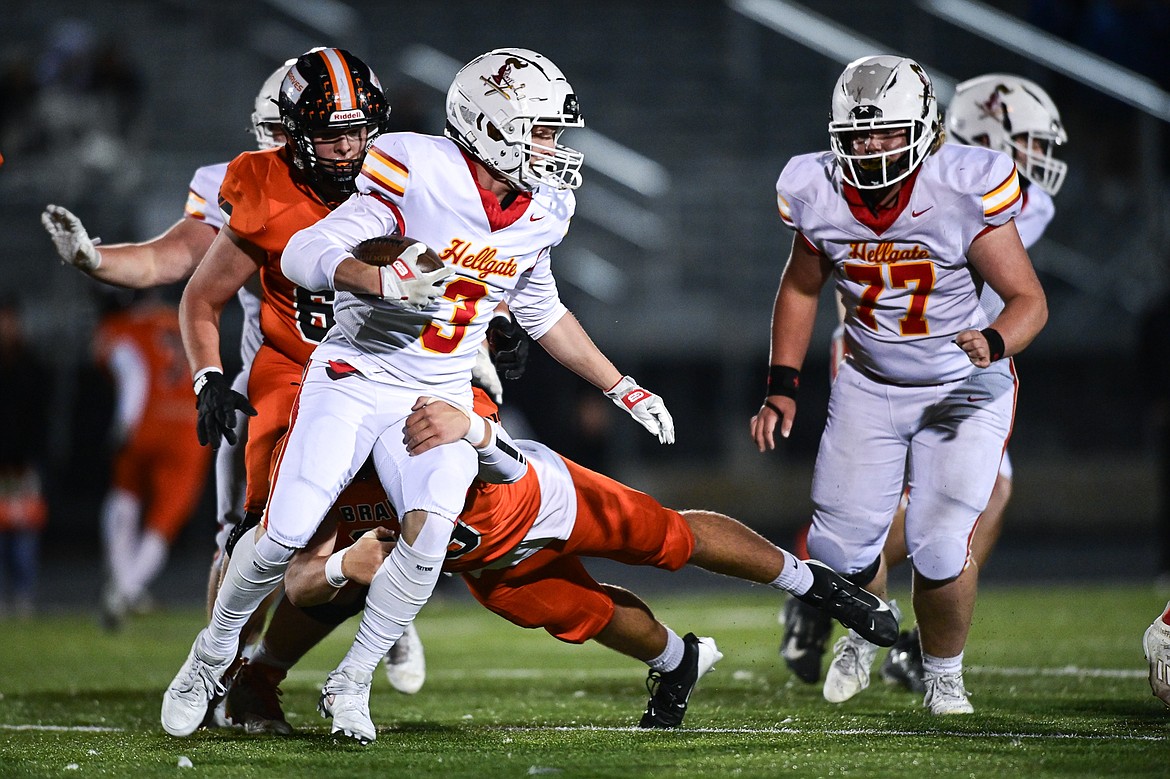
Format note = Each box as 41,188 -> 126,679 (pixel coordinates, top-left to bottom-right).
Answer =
196,372 -> 257,449
486,314 -> 529,380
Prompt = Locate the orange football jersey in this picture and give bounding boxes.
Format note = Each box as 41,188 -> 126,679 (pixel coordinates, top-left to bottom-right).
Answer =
218,147 -> 336,364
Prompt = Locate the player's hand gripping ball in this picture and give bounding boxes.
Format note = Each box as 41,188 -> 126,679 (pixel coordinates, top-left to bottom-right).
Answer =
353,235 -> 454,309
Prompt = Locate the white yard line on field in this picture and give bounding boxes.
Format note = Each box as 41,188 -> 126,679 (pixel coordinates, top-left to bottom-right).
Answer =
0,724 -> 123,732
286,664 -> 1148,683
501,725 -> 1168,742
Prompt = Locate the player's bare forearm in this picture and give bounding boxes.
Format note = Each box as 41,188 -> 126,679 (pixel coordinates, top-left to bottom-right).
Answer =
329,257 -> 382,294
286,525 -> 395,607
536,312 -> 622,390
966,221 -> 1048,362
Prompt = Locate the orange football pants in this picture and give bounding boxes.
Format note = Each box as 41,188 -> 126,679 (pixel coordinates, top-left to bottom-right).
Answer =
111,427 -> 210,542
461,457 -> 695,644
244,344 -> 305,516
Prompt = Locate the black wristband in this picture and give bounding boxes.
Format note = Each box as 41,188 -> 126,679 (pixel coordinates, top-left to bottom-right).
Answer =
980,328 -> 1005,362
766,365 -> 801,399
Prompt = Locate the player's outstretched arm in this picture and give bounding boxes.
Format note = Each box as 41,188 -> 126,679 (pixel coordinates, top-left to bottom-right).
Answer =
42,205 -> 215,288
536,312 -> 675,444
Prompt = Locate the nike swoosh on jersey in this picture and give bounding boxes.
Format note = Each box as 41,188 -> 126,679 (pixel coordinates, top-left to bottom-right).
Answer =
529,214 -> 544,221
911,207 -> 933,217
966,395 -> 992,402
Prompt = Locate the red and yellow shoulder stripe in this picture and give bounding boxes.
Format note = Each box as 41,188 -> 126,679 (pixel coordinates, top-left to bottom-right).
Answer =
982,166 -> 1022,219
362,145 -> 408,199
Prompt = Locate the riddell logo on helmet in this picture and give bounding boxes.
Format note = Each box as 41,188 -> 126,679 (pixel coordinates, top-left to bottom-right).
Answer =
330,109 -> 365,122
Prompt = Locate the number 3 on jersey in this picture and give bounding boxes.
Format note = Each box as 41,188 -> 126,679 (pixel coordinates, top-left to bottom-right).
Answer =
844,261 -> 935,336
421,277 -> 491,354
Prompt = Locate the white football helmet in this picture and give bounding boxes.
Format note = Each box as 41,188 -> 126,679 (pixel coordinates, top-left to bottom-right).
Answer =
252,58 -> 297,150
946,73 -> 1068,196
829,55 -> 940,190
445,48 -> 584,191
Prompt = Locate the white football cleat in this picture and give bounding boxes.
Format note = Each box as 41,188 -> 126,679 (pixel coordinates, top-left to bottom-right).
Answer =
923,670 -> 974,715
161,630 -> 233,737
384,622 -> 426,695
319,667 -> 376,744
823,631 -> 879,703
1143,608 -> 1170,708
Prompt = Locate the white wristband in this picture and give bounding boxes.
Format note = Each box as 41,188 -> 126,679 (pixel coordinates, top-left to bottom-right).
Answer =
192,366 -> 223,396
324,548 -> 349,588
462,413 -> 490,448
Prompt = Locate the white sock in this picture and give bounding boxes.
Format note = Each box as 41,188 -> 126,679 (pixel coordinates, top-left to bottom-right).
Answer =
922,651 -> 964,677
203,530 -> 292,659
101,488 -> 139,595
770,549 -> 814,595
339,524 -> 447,676
646,628 -> 685,672
121,530 -> 168,603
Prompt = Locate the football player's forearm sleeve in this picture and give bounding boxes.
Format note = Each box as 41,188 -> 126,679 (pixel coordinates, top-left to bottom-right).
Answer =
475,420 -> 528,484
282,194 -> 400,291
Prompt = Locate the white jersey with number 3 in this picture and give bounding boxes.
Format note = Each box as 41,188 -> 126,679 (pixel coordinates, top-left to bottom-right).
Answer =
283,132 -> 573,403
777,144 -> 1022,385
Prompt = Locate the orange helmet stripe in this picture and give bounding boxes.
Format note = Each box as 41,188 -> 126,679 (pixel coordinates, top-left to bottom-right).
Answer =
318,48 -> 358,110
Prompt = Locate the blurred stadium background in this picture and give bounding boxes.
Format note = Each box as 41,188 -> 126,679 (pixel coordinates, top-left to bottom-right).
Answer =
2,0 -> 1169,608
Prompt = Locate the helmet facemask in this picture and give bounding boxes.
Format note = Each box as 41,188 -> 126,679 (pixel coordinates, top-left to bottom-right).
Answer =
445,49 -> 585,191
279,47 -> 390,200
252,58 -> 296,150
1006,130 -> 1067,196
829,56 -> 939,191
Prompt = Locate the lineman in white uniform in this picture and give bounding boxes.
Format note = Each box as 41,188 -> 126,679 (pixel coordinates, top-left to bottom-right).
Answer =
782,72 -> 1071,691
750,56 -> 1048,715
161,48 -> 674,743
872,72 -> 1069,689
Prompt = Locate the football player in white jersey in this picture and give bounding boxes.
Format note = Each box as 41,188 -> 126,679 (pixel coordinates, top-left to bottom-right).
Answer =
161,48 -> 675,742
750,55 -> 1048,715
781,73 -> 1070,692
875,72 -> 1068,689
39,61 -> 290,630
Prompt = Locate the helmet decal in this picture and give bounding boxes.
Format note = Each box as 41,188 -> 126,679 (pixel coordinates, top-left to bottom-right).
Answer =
278,47 -> 390,200
482,57 -> 529,100
946,73 -> 1067,195
444,48 -> 585,191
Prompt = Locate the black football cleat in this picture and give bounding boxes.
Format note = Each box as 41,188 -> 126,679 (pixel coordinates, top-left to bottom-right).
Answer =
795,560 -> 899,647
780,597 -> 833,683
879,625 -> 926,693
639,633 -> 722,729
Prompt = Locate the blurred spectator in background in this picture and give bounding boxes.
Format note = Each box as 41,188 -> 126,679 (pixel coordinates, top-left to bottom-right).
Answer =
0,297 -> 51,617
0,18 -> 144,201
92,289 -> 211,630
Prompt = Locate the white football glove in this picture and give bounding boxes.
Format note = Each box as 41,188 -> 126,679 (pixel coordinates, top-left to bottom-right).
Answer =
471,342 -> 504,404
41,204 -> 101,271
376,242 -> 455,308
604,375 -> 675,445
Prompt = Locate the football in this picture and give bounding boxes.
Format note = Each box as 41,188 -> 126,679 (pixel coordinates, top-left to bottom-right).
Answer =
351,235 -> 444,273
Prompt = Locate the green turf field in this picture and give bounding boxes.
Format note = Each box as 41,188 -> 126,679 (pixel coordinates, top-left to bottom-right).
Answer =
1,585 -> 1168,778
